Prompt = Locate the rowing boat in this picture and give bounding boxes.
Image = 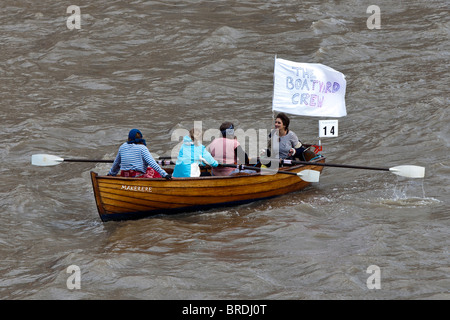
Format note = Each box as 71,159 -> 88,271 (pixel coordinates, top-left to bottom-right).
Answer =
32,144 -> 425,222
90,153 -> 325,222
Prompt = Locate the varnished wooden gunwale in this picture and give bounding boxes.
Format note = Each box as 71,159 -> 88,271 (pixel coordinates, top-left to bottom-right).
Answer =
90,161 -> 324,221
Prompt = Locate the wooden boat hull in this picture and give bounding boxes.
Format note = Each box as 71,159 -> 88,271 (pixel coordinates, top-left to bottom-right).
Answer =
90,160 -> 325,222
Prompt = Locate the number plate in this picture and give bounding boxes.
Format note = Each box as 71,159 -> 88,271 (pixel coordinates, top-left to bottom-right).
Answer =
319,120 -> 338,137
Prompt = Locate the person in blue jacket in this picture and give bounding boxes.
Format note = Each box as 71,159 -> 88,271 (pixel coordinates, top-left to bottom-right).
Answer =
173,128 -> 219,178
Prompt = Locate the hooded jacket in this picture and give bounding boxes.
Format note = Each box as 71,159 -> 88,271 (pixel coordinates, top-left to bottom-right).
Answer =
172,135 -> 218,178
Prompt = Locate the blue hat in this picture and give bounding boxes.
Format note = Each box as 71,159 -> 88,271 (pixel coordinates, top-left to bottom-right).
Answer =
127,129 -> 147,146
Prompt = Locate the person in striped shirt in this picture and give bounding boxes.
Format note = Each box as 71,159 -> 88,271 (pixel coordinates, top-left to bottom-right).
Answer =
107,129 -> 172,179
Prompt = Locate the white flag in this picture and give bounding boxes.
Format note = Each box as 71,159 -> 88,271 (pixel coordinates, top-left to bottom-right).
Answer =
272,57 -> 347,117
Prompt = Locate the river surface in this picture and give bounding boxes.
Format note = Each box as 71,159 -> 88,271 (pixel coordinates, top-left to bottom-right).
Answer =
0,0 -> 448,300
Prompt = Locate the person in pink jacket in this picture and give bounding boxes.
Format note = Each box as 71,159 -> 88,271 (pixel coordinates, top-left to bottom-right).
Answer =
208,122 -> 249,176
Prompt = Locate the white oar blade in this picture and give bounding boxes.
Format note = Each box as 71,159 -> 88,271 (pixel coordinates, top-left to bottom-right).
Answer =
297,169 -> 320,183
389,165 -> 425,178
31,154 -> 64,166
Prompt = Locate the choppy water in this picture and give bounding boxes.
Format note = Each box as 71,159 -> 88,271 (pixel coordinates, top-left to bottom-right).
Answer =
1,0 -> 449,300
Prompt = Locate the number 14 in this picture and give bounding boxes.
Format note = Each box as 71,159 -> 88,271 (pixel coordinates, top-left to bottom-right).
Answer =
323,126 -> 335,136
318,120 -> 338,138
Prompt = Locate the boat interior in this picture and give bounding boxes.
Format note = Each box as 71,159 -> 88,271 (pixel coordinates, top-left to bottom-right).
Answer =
162,147 -> 323,177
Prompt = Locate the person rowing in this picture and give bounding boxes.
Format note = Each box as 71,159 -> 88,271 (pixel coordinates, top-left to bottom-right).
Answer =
173,128 -> 218,177
265,112 -> 307,161
207,122 -> 251,176
107,129 -> 172,179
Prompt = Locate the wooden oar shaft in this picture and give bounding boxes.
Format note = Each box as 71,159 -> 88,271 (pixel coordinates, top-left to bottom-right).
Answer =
64,159 -> 113,163
281,160 -> 389,172
165,155 -> 389,172
64,159 -> 175,165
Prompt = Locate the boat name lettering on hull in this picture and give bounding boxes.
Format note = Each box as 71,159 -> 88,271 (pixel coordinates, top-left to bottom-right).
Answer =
121,185 -> 152,192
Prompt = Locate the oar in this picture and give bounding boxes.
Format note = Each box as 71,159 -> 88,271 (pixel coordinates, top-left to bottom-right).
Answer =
31,154 -> 174,166
219,164 -> 320,183
197,157 -> 319,182
278,159 -> 425,179
31,154 -> 112,166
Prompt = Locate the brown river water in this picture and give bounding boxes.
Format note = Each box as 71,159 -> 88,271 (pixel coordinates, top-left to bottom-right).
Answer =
0,0 -> 448,300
